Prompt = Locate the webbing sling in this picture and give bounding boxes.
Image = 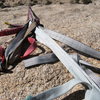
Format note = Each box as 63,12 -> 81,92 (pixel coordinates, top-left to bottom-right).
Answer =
25,79 -> 88,100
24,27 -> 100,100
0,26 -> 23,36
43,28 -> 100,60
23,49 -> 100,73
25,82 -> 99,100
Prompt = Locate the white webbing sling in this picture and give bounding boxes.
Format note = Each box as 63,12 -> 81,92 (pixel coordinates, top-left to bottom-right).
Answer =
25,26 -> 100,100
43,28 -> 100,60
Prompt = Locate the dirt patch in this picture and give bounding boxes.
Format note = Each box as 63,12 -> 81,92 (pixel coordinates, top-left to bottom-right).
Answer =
0,0 -> 100,100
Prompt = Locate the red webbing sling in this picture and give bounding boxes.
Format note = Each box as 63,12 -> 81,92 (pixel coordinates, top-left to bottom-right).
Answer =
0,26 -> 23,36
